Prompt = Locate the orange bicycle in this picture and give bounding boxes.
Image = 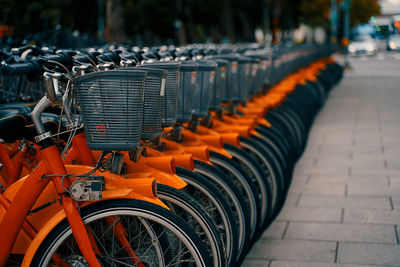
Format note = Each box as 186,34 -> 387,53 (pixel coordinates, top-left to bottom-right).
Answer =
0,56 -> 212,266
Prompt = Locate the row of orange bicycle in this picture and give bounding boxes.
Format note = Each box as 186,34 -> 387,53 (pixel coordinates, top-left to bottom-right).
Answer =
0,43 -> 343,266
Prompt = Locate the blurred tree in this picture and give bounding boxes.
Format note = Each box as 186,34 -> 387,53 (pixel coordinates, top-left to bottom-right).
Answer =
349,0 -> 380,27
106,0 -> 126,42
1,0 -> 97,38
299,0 -> 380,30
124,0 -> 177,44
299,0 -> 331,29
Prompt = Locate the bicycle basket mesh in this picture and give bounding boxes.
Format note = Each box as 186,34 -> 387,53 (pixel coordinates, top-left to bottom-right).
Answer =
176,61 -> 198,123
132,66 -> 167,140
213,55 -> 239,103
237,56 -> 252,101
74,70 -> 146,151
209,59 -> 228,110
246,57 -> 261,97
191,60 -> 217,118
143,62 -> 181,127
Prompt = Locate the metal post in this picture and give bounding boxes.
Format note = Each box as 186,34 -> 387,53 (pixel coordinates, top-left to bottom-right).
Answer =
343,0 -> 351,67
330,0 -> 338,43
263,0 -> 271,43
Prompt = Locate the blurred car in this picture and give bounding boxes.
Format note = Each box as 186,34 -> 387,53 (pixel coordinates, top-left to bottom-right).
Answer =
348,35 -> 378,56
387,35 -> 400,51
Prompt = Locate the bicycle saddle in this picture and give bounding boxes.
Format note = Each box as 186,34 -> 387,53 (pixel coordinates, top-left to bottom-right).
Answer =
0,107 -> 30,143
0,104 -> 61,142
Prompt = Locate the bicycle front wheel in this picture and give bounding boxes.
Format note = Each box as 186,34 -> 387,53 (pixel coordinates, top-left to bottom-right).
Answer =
31,199 -> 212,267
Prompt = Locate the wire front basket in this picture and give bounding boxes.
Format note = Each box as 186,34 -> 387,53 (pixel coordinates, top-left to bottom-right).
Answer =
176,61 -> 198,123
143,62 -> 181,127
213,54 -> 240,103
134,66 -> 167,140
191,60 -> 217,118
237,56 -> 252,102
74,70 -> 146,151
209,59 -> 228,110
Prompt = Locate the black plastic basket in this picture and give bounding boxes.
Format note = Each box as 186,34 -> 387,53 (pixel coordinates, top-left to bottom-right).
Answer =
133,66 -> 167,140
142,62 -> 181,127
209,59 -> 228,110
176,61 -> 198,123
74,70 -> 146,151
191,60 -> 217,118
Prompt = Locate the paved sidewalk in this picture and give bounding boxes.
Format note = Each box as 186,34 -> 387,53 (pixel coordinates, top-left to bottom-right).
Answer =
243,57 -> 400,267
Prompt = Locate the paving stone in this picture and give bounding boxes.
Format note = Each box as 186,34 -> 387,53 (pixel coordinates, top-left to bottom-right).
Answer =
308,176 -> 389,186
290,176 -> 309,183
285,222 -> 397,243
350,160 -> 386,169
344,208 -> 400,224
261,221 -> 288,239
241,259 -> 270,266
276,207 -> 342,222
310,168 -> 350,176
337,242 -> 400,266
314,160 -> 350,168
288,183 -> 346,196
388,177 -> 400,187
353,137 -> 382,144
298,195 -> 391,209
281,194 -> 300,207
387,161 -> 400,171
390,194 -> 400,209
348,184 -> 400,197
269,260 -> 379,267
246,239 -> 336,262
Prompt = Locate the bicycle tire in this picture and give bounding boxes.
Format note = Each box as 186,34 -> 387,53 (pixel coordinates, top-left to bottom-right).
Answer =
175,167 -> 238,267
32,198 -> 212,267
193,160 -> 248,263
239,136 -> 285,219
157,184 -> 226,267
208,151 -> 258,243
223,143 -> 271,230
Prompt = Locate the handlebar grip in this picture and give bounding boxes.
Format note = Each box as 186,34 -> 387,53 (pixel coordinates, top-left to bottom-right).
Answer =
1,61 -> 41,77
97,51 -> 120,64
41,53 -> 73,66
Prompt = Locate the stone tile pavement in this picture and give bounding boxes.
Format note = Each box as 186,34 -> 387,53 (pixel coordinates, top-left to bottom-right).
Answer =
242,57 -> 400,266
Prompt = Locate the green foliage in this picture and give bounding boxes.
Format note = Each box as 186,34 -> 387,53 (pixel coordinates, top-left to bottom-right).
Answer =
299,0 -> 381,29
299,0 -> 331,28
350,0 -> 381,27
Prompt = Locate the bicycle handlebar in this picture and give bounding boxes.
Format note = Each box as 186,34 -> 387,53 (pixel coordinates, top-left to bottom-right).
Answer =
1,52 -> 73,80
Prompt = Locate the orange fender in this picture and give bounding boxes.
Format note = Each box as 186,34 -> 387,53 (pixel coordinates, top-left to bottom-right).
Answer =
124,155 -> 187,190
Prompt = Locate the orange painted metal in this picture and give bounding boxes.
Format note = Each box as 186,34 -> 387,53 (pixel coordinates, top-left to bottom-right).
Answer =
0,142 -> 16,184
0,161 -> 49,266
